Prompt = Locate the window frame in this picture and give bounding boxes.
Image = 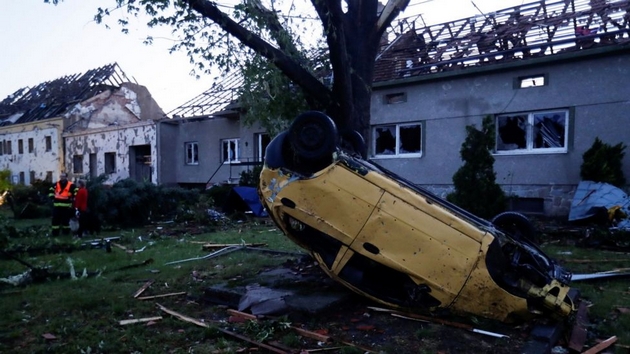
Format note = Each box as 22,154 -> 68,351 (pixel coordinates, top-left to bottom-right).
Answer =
73,155 -> 83,174
45,136 -> 52,152
104,152 -> 116,174
184,141 -> 199,166
221,138 -> 240,164
371,122 -> 423,158
255,133 -> 270,162
495,109 -> 570,155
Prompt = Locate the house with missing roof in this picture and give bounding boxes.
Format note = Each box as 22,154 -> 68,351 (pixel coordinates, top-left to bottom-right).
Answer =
0,63 -> 164,185
370,0 -> 630,216
157,75 -> 270,188
164,0 -> 630,217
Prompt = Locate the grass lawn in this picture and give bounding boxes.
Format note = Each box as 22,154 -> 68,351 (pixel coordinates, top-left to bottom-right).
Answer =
1,212 -> 629,353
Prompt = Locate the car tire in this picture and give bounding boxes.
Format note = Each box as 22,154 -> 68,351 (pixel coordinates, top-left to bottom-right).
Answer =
491,211 -> 539,245
288,111 -> 338,173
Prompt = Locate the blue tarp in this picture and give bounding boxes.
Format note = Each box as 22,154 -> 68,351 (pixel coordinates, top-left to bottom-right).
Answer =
224,186 -> 268,217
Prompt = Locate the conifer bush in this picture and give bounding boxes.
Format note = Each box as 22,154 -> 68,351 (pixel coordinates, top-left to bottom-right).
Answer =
447,116 -> 506,219
580,137 -> 626,187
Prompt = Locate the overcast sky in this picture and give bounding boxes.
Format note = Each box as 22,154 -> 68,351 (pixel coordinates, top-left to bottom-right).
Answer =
0,0 -> 527,114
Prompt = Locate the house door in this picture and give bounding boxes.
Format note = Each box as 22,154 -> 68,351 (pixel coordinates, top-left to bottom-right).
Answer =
129,145 -> 152,182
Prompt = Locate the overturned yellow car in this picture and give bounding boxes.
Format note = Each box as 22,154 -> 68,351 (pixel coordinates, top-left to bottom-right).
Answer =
258,111 -> 577,323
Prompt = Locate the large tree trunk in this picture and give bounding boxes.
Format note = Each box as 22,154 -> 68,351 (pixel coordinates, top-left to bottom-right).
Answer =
186,0 -> 408,154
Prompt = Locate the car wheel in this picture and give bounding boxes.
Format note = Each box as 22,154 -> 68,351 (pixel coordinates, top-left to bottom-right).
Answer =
491,211 -> 539,245
288,111 -> 339,173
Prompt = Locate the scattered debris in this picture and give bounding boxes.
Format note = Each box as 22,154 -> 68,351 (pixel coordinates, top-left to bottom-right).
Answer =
238,284 -> 293,316
581,336 -> 617,354
202,242 -> 267,250
368,306 -> 509,338
568,301 -> 589,352
42,333 -> 57,340
569,181 -> 630,229
119,316 -> 163,325
571,268 -> 630,281
164,245 -> 242,265
132,280 -> 155,298
136,292 -> 187,301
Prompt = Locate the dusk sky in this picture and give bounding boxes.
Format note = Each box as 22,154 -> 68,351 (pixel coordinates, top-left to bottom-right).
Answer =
0,0 -> 527,113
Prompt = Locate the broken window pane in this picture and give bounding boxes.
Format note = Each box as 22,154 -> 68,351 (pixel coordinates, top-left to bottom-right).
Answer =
375,126 -> 396,155
533,112 -> 566,149
45,136 -> 52,151
185,142 -> 198,165
222,139 -> 240,163
373,123 -> 423,157
497,115 -> 527,151
399,125 -> 422,154
495,110 -> 568,154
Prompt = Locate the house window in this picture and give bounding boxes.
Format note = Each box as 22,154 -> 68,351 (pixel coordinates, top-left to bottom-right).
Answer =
45,171 -> 52,182
222,138 -> 240,164
255,133 -> 271,162
0,141 -> 3,155
19,172 -> 25,185
372,123 -> 422,157
105,152 -> 116,174
384,92 -> 407,104
45,136 -> 52,151
29,171 -> 35,184
517,74 -> 547,88
185,142 -> 199,165
73,155 -> 83,174
28,138 -> 34,153
18,139 -> 23,154
496,110 -> 569,154
5,140 -> 11,155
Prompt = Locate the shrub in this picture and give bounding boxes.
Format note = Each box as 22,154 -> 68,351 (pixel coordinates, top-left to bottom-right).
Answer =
87,176 -> 200,228
239,165 -> 262,187
580,137 -> 626,187
447,116 -> 506,219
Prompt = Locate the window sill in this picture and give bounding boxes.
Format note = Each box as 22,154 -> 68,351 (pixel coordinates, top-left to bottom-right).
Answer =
371,153 -> 423,159
494,149 -> 568,156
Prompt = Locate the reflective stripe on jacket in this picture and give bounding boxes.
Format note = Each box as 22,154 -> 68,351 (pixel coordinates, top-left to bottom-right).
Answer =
55,181 -> 74,200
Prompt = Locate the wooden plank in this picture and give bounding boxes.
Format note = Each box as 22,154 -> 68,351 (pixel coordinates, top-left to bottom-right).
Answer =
216,328 -> 288,354
292,327 -> 331,342
137,292 -> 187,300
581,336 -> 617,354
119,316 -> 162,325
568,300 -> 589,352
156,303 -> 209,328
226,309 -> 257,320
111,242 -> 128,251
227,309 -> 330,342
132,280 -> 154,298
202,243 -> 267,250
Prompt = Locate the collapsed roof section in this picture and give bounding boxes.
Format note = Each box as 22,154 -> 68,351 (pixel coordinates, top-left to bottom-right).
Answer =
167,74 -> 243,119
374,0 -> 630,82
0,63 -> 132,126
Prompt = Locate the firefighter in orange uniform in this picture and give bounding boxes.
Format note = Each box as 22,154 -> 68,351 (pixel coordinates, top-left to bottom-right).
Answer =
48,172 -> 77,236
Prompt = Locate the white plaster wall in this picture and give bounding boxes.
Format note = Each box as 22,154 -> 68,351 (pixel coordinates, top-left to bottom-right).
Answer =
64,122 -> 157,184
0,126 -> 62,184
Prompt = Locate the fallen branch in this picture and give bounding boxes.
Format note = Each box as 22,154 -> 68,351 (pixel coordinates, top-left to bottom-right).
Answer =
132,280 -> 154,298
119,316 -> 162,325
137,292 -> 187,300
581,336 -> 617,354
